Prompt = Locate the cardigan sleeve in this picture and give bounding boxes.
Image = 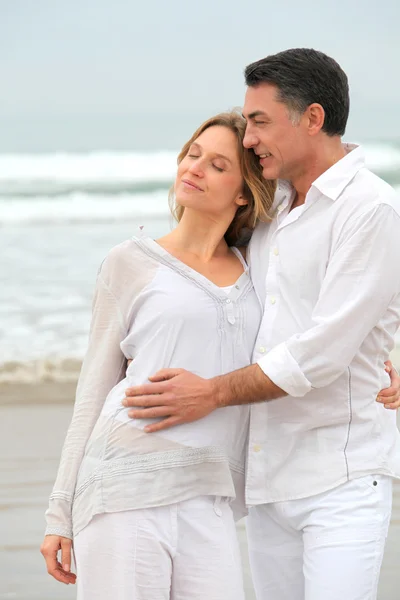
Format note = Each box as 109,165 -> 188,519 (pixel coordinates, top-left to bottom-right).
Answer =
45,256 -> 127,538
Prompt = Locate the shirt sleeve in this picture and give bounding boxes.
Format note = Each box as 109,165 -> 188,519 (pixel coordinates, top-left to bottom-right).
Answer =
45,261 -> 127,538
258,203 -> 400,397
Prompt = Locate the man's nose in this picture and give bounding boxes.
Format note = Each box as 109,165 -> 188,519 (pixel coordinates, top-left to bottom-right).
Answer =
243,129 -> 257,149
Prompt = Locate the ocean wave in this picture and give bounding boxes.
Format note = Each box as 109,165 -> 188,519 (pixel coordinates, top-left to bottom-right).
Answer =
0,359 -> 82,384
0,151 -> 177,196
0,144 -> 399,226
0,190 -> 171,225
362,142 -> 400,174
0,143 -> 399,196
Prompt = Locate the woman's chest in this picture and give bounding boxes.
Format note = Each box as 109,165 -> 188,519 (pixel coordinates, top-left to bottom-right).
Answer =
123,266 -> 261,352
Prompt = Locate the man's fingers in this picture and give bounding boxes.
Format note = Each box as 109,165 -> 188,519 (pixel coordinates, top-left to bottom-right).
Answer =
61,539 -> 72,573
149,368 -> 183,382
144,416 -> 182,433
125,381 -> 169,397
377,387 -> 397,398
384,401 -> 400,410
377,395 -> 396,403
379,396 -> 398,405
123,394 -> 171,408
128,406 -> 173,420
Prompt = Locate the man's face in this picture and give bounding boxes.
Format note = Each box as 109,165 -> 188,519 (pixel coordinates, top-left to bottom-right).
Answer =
243,83 -> 309,182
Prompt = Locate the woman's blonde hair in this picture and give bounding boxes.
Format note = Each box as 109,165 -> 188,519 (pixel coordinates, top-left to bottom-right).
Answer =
169,111 -> 276,246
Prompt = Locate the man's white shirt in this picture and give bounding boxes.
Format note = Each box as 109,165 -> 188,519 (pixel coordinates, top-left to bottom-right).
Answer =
246,144 -> 400,505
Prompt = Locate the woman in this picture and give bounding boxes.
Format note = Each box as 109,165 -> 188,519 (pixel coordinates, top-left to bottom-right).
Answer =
41,112 -> 400,599
41,111 -> 275,599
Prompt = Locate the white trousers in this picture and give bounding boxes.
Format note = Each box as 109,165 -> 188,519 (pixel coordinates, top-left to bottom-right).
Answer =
73,495 -> 245,600
247,474 -> 393,600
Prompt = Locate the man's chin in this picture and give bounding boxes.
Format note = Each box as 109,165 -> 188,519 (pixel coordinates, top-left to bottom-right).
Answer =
261,165 -> 280,181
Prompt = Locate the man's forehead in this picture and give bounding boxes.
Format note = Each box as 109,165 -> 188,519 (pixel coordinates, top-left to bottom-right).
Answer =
243,84 -> 281,118
242,109 -> 268,120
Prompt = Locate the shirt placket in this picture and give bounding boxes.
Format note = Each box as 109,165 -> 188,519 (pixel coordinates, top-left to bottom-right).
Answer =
247,196 -> 297,503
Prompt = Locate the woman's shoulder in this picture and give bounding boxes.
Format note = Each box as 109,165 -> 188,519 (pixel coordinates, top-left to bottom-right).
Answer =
98,237 -> 156,285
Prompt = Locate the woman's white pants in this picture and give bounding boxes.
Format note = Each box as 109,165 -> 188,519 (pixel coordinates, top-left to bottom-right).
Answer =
73,496 -> 245,600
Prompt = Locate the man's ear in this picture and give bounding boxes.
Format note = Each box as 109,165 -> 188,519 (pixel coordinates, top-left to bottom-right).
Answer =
305,103 -> 325,136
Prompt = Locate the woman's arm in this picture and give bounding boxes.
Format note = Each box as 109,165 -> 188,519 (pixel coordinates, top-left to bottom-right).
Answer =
44,259 -> 127,539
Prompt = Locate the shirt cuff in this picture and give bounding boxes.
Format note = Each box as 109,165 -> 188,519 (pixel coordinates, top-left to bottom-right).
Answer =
257,342 -> 312,397
44,525 -> 73,539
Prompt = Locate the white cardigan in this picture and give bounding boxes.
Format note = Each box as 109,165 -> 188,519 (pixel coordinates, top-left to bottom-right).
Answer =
45,237 -> 262,539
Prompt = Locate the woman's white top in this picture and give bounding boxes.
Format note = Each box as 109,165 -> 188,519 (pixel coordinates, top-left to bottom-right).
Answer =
45,237 -> 262,539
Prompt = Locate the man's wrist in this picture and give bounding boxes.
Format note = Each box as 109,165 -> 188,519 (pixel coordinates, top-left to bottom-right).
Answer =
210,375 -> 228,409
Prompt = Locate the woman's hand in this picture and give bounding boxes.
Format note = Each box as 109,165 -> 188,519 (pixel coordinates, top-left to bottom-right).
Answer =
376,360 -> 400,409
40,535 -> 77,585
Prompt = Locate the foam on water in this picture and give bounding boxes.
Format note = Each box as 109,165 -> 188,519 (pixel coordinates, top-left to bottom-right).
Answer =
363,143 -> 400,173
0,190 -> 170,225
0,141 -> 398,193
0,151 -> 177,193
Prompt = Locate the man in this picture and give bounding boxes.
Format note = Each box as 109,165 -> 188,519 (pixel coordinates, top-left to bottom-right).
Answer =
123,49 -> 400,599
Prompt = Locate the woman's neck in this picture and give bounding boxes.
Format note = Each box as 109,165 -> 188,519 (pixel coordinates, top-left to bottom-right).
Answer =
159,210 -> 233,261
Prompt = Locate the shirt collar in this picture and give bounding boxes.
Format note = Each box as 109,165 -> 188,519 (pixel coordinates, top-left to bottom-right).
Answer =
269,180 -> 294,215
272,143 -> 365,210
311,143 -> 365,201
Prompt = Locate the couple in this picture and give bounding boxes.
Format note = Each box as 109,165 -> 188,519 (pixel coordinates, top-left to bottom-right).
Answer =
41,48 -> 400,600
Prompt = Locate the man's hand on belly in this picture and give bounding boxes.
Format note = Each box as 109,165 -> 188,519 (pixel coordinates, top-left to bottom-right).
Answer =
122,369 -> 218,433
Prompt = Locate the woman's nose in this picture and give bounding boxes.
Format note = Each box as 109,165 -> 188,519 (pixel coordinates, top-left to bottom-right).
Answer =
188,159 -> 204,177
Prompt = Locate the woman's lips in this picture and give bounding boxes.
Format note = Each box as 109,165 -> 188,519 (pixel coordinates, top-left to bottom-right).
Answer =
182,179 -> 203,191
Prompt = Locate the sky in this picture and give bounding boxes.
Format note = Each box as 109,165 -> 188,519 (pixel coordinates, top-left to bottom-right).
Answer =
0,0 -> 399,151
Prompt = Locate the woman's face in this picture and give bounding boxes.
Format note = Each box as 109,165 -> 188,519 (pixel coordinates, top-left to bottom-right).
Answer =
175,125 -> 247,219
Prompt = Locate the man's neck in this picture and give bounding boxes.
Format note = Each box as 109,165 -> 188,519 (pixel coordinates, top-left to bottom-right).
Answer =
289,138 -> 347,207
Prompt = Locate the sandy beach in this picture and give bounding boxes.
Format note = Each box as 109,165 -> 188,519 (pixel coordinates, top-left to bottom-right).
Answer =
1,373 -> 399,599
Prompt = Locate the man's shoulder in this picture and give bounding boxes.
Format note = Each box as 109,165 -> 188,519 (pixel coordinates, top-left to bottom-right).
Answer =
250,220 -> 272,247
339,168 -> 400,221
351,168 -> 399,211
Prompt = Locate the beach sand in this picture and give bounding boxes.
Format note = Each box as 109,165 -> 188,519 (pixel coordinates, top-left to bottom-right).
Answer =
1,363 -> 399,599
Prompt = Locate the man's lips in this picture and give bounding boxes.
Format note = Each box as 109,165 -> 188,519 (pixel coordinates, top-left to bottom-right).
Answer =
182,179 -> 203,191
258,152 -> 273,166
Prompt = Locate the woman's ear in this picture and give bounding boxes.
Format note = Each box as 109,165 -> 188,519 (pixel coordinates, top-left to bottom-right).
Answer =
235,194 -> 248,207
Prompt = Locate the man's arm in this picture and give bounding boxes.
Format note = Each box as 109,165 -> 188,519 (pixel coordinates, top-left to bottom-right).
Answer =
214,363 -> 285,405
121,363 -> 284,433
257,204 -> 400,397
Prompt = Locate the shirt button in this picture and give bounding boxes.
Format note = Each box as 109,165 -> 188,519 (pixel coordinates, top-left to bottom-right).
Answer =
253,445 -> 262,453
259,346 -> 266,354
226,299 -> 231,304
277,205 -> 284,212
273,248 -> 279,256
235,285 -> 240,290
270,296 -> 276,305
